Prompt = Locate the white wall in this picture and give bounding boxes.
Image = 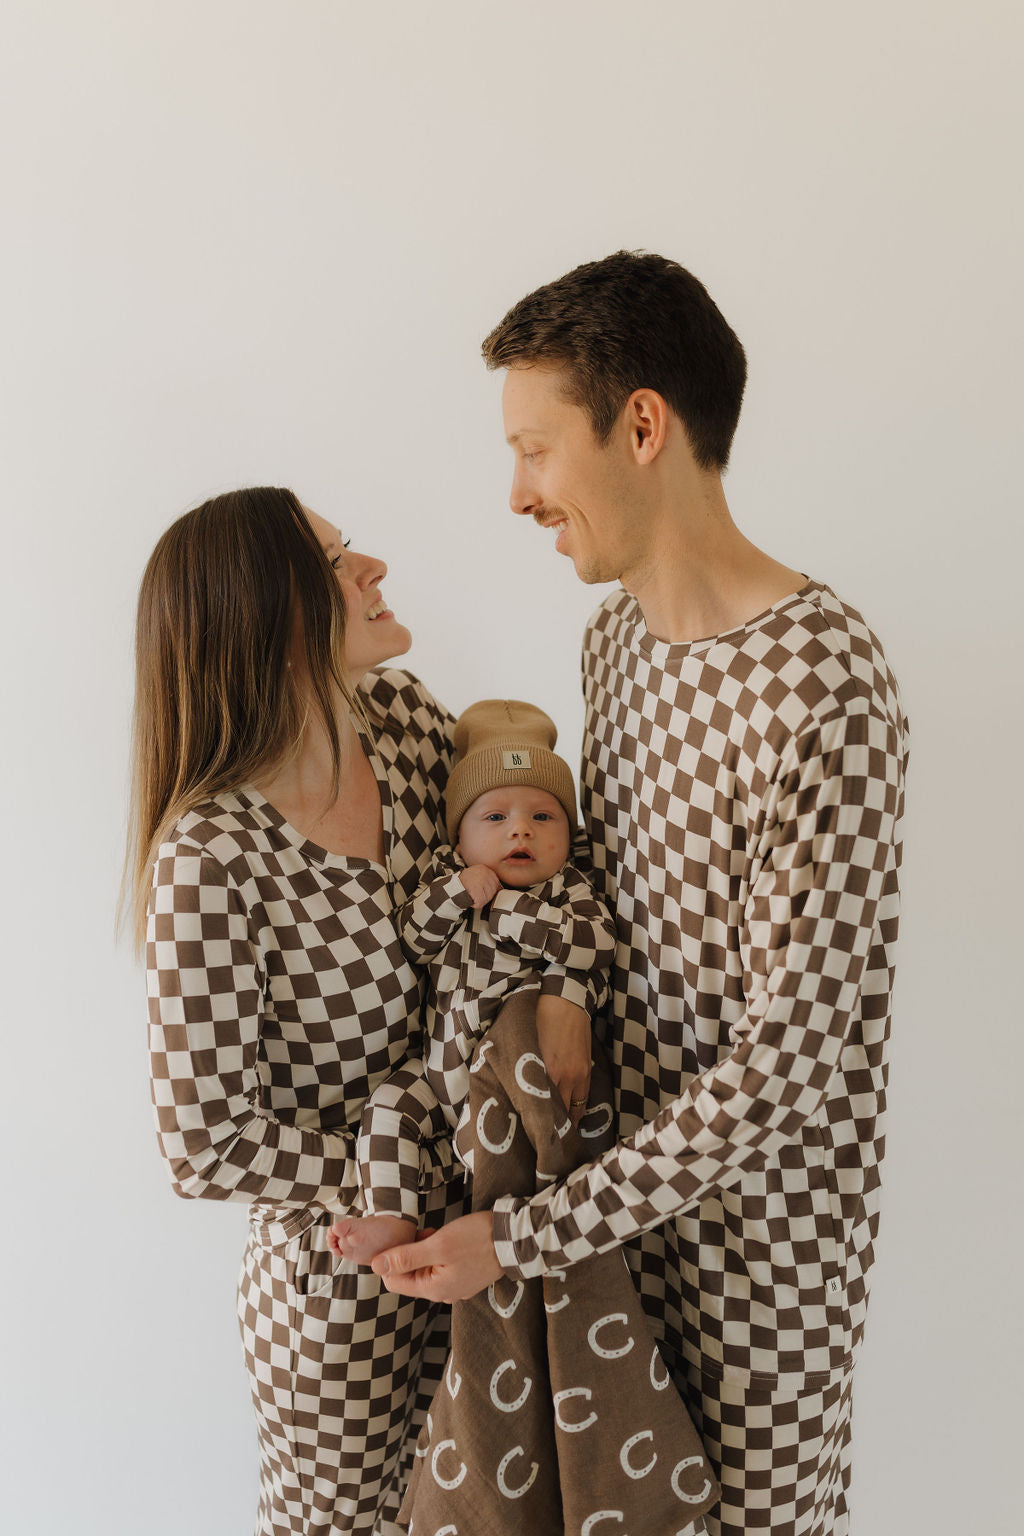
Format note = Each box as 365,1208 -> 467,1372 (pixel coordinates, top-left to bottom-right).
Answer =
2,3 -> 1019,1531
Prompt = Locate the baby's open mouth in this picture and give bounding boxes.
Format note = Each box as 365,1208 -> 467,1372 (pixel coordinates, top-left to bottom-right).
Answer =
505,850 -> 534,862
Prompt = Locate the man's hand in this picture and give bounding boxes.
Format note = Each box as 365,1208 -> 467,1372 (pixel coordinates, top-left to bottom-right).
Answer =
535,992 -> 592,1124
371,1211 -> 503,1303
459,864 -> 502,909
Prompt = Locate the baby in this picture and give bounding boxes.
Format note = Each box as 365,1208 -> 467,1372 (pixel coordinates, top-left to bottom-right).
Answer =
331,698 -> 616,1263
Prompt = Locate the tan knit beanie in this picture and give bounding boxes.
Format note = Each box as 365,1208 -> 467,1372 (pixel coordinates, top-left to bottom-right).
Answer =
445,699 -> 577,843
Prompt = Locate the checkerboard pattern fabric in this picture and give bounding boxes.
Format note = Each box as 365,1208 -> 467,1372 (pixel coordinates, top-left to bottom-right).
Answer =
357,848 -> 616,1221
148,669 -> 471,1534
491,581 -> 907,1526
678,1358 -> 854,1535
238,1191 -> 456,1534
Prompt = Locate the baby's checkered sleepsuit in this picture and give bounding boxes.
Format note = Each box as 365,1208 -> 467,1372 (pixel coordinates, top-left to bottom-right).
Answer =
147,669 -> 598,1536
491,581 -> 909,1536
356,846 -> 616,1220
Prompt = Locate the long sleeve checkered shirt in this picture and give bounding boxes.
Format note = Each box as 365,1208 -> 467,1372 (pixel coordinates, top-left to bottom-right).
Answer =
492,581 -> 908,1389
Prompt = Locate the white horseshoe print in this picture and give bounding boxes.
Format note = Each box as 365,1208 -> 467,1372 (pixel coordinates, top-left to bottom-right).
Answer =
581,1512 -> 625,1535
514,1052 -> 550,1098
588,1312 -> 635,1359
468,1039 -> 493,1074
553,1386 -> 598,1433
489,1358 -> 533,1412
487,1278 -> 524,1319
430,1439 -> 467,1491
580,1101 -> 614,1138
544,1269 -> 570,1314
476,1097 -> 518,1155
620,1429 -> 657,1479
496,1446 -> 539,1500
415,1411 -> 433,1458
672,1456 -> 714,1504
434,1527 -> 458,1536
446,1354 -> 461,1399
650,1345 -> 670,1391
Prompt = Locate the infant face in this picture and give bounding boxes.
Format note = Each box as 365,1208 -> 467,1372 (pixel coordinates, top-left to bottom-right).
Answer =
456,786 -> 570,887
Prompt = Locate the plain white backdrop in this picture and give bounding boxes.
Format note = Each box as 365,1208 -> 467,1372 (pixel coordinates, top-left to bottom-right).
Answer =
1,3 -> 1020,1532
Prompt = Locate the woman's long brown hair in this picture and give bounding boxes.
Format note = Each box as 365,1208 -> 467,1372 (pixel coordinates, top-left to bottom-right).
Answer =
124,486 -> 355,950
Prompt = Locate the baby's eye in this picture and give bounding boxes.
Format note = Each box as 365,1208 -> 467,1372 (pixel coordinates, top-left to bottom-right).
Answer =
533,812 -> 553,821
484,812 -> 506,823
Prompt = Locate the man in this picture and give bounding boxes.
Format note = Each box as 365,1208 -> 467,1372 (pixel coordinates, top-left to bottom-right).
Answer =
375,251 -> 908,1535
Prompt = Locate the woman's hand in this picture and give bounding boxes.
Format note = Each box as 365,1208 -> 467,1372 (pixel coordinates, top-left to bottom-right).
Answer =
535,993 -> 592,1124
371,1211 -> 502,1302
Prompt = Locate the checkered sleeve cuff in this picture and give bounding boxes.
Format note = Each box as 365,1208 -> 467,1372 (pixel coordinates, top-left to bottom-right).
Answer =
537,965 -> 599,1014
491,1198 -> 524,1274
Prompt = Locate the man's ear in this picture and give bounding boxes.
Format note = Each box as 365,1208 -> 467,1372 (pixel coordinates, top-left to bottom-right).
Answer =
624,389 -> 669,464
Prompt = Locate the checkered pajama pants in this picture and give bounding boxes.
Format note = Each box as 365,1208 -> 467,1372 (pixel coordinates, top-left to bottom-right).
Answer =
237,1182 -> 462,1536
676,1356 -> 853,1536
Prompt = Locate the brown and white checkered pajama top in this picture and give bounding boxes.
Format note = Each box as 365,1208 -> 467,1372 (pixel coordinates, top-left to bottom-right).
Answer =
491,581 -> 907,1534
147,669 -> 468,1535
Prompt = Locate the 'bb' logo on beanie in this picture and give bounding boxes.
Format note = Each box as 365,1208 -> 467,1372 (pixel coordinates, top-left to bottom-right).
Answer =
502,751 -> 531,769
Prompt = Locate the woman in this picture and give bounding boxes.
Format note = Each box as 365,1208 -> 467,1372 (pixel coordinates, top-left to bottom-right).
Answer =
126,487 -> 466,1534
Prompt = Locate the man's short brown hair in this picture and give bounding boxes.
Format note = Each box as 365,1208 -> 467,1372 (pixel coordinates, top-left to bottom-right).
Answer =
481,250 -> 747,471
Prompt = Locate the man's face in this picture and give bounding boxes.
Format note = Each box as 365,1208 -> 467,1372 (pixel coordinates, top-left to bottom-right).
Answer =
501,365 -> 638,585
456,786 -> 570,887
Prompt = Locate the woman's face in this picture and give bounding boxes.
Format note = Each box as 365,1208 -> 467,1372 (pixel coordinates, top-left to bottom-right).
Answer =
304,508 -> 412,677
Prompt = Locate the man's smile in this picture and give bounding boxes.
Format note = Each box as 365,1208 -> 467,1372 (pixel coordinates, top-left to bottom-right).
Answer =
536,514 -> 570,553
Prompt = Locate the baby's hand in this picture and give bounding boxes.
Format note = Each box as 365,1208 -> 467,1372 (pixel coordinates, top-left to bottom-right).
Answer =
459,863 -> 502,909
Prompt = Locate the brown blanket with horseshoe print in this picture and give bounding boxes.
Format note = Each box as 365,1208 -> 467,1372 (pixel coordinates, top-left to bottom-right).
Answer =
399,989 -> 719,1536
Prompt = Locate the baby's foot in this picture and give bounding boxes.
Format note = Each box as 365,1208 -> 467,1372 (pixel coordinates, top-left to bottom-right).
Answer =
329,1214 -> 417,1266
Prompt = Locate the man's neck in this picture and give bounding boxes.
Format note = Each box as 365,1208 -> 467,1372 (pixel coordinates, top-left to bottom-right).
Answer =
622,476 -> 805,644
